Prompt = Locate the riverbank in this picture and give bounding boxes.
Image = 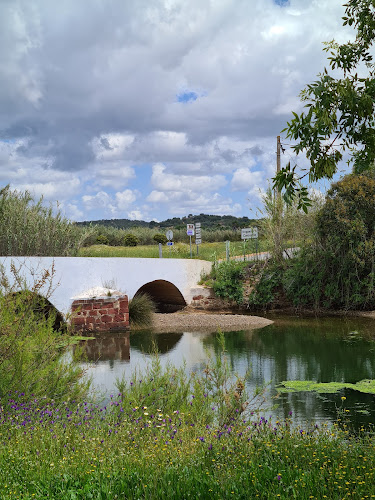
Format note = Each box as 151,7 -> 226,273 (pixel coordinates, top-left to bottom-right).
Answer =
132,310 -> 273,332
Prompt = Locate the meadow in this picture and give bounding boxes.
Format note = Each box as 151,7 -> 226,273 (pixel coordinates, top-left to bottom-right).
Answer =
78,240 -> 263,262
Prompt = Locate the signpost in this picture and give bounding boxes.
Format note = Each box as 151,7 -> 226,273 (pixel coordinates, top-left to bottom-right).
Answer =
195,222 -> 202,256
187,224 -> 195,258
241,227 -> 259,260
166,230 -> 174,256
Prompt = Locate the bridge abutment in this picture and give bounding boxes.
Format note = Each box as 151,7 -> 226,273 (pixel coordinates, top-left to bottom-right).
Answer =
71,294 -> 129,332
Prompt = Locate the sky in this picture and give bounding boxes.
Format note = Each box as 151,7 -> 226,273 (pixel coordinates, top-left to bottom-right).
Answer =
0,0 -> 355,222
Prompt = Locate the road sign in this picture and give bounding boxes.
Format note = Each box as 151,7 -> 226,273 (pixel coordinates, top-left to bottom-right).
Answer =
167,241 -> 174,246
187,224 -> 195,236
166,229 -> 173,241
195,221 -> 202,244
241,227 -> 258,240
195,238 -> 202,245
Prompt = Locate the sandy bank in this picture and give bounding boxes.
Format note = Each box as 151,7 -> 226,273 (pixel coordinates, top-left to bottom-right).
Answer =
134,311 -> 273,333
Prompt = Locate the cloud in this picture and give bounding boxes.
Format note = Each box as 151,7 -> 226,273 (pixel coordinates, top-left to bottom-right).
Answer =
0,0 -> 351,221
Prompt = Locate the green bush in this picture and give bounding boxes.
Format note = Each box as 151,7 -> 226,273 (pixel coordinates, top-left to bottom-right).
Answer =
153,233 -> 168,245
211,261 -> 247,304
248,262 -> 284,308
129,293 -> 156,326
96,234 -> 109,245
123,233 -> 139,246
284,172 -> 375,310
0,263 -> 90,400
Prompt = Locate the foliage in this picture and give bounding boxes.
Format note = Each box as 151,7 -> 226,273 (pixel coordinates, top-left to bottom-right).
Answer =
210,261 -> 247,304
0,262 -> 90,400
284,172 -> 375,310
123,233 -> 139,247
128,293 -> 156,326
153,233 -> 168,245
0,186 -> 91,256
96,234 -> 109,245
274,0 -> 375,209
248,262 -> 285,308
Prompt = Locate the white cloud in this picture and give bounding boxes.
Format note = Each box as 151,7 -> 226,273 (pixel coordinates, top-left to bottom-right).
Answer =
231,168 -> 264,192
115,189 -> 138,209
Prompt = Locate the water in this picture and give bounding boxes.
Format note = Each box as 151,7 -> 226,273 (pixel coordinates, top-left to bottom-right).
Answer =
78,314 -> 375,428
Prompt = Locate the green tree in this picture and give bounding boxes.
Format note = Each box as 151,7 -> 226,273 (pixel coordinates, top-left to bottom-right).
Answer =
274,0 -> 375,208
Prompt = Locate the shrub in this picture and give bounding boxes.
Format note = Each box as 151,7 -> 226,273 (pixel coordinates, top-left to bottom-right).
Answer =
248,262 -> 285,308
123,233 -> 139,247
96,234 -> 109,245
129,293 -> 156,326
211,261 -> 247,304
153,233 -> 168,245
0,263 -> 90,400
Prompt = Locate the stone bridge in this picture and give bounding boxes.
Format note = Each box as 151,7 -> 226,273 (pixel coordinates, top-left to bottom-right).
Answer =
0,257 -> 212,330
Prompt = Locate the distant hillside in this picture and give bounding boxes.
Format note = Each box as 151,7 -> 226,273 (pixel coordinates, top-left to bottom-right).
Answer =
77,214 -> 258,230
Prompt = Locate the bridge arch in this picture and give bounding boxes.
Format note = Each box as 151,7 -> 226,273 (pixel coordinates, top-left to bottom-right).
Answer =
134,279 -> 186,313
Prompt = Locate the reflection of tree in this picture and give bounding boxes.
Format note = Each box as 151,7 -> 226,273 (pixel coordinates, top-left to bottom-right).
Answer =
130,331 -> 183,354
201,318 -> 375,427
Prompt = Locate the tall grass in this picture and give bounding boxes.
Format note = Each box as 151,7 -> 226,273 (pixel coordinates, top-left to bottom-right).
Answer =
128,293 -> 156,326
0,186 -> 91,256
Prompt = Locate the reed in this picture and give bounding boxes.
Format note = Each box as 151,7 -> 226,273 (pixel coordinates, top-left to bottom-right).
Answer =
0,186 -> 92,256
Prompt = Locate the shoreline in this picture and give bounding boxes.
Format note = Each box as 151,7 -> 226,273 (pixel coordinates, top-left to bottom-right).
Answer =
132,310 -> 273,333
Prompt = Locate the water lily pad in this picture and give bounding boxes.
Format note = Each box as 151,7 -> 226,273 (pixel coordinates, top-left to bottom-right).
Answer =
277,379 -> 375,394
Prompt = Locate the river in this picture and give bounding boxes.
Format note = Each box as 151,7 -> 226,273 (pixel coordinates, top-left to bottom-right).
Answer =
78,314 -> 375,429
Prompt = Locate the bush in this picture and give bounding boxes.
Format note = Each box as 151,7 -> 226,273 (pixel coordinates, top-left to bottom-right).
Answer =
123,233 -> 139,247
211,261 -> 247,304
153,233 -> 168,245
284,172 -> 375,310
0,263 -> 90,400
96,234 -> 109,245
248,262 -> 285,308
129,293 -> 156,326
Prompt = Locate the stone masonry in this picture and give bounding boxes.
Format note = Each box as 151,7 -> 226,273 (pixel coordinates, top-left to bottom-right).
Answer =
70,294 -> 129,333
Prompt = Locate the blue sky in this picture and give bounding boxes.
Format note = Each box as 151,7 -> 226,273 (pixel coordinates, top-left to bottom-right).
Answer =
0,0 -> 352,222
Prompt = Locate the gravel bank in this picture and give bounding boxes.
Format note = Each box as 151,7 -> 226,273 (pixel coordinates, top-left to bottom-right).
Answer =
139,311 -> 273,333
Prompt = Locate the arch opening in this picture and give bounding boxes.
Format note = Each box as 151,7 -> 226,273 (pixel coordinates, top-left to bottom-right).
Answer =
134,280 -> 186,313
9,291 -> 66,332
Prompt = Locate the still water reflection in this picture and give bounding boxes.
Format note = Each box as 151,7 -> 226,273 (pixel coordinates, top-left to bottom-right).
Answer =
79,315 -> 375,427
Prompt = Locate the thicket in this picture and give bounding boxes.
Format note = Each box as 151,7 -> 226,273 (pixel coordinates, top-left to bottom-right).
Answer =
0,262 -> 90,400
248,173 -> 375,311
0,186 -> 91,256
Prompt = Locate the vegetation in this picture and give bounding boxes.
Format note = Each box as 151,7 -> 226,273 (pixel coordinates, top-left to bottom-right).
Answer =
77,213 -> 257,231
79,240 -> 266,261
153,233 -> 168,245
0,263 -> 89,401
274,0 -> 375,208
0,186 -> 91,256
128,293 -> 156,327
123,233 -> 139,247
1,344 -> 375,498
210,261 -> 248,304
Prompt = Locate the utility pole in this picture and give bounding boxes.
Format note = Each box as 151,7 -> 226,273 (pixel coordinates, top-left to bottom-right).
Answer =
276,135 -> 281,175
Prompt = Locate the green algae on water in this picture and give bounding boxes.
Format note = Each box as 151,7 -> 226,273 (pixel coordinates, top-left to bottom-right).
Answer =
277,379 -> 375,394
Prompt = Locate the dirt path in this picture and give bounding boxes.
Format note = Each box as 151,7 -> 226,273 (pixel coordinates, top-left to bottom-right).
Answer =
137,311 -> 273,333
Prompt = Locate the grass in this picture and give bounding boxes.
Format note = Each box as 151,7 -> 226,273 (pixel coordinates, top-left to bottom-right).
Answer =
128,293 -> 156,327
78,240 -> 266,262
1,341 -> 375,498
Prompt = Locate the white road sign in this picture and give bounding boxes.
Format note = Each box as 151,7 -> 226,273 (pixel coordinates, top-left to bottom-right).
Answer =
187,224 -> 195,236
241,227 -> 258,240
166,229 -> 173,241
195,238 -> 202,245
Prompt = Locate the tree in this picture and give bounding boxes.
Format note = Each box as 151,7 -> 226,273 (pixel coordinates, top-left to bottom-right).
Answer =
274,0 -> 375,209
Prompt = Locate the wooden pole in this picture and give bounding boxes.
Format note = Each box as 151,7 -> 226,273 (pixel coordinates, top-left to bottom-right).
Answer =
277,135 -> 281,175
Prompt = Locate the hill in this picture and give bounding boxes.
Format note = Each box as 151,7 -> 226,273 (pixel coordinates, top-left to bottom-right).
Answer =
77,214 -> 257,230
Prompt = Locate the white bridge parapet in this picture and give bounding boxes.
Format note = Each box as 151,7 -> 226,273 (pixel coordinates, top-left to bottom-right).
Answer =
0,257 -> 212,316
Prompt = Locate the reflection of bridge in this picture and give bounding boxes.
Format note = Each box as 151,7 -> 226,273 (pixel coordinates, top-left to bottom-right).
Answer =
0,257 -> 212,317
